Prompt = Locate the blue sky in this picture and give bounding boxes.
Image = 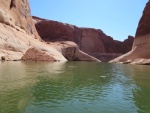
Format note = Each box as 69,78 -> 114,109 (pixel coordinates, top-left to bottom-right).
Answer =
29,0 -> 148,41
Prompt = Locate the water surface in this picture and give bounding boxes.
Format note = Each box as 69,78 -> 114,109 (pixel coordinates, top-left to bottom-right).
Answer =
0,61 -> 150,113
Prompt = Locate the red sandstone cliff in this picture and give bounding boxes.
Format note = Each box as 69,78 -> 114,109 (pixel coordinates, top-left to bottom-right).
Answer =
135,1 -> 150,37
0,0 -> 100,62
111,0 -> 150,65
33,16 -> 134,62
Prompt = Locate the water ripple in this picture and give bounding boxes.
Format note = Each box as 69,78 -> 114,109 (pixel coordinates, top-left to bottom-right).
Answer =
0,62 -> 150,113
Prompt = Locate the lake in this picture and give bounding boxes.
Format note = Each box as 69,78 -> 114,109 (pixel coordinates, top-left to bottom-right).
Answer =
0,61 -> 150,113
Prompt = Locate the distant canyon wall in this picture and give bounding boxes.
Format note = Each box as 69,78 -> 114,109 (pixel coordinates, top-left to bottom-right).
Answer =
0,0 -> 136,62
33,16 -> 134,62
0,0 -> 100,62
0,0 -> 68,61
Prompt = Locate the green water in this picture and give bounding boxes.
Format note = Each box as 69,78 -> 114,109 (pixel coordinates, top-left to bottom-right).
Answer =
0,61 -> 150,113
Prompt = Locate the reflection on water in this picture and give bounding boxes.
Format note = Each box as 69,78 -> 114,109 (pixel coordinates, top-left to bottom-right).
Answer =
0,61 -> 150,113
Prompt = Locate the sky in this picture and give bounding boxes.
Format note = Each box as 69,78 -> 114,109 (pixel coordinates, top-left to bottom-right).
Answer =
29,0 -> 148,41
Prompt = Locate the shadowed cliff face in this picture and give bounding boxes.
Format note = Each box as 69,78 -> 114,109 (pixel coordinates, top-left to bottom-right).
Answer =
33,16 -> 134,62
135,0 -> 150,38
111,1 -> 150,65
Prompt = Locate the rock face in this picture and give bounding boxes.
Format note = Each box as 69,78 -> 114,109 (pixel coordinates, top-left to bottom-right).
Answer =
22,48 -> 56,61
0,0 -> 36,35
0,0 -> 66,61
49,41 -> 100,62
0,0 -> 100,62
111,1 -> 150,65
135,1 -> 150,37
33,16 -> 134,62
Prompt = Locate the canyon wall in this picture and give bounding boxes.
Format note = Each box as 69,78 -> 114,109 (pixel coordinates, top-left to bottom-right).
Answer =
0,0 -> 100,62
0,0 -> 67,61
33,16 -> 134,62
111,0 -> 150,65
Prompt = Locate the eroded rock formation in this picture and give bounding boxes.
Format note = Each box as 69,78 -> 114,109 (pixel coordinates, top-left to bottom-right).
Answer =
111,0 -> 150,65
33,16 -> 134,62
22,48 -> 56,61
0,0 -> 36,35
49,41 -> 100,62
0,0 -> 100,62
0,0 -> 66,61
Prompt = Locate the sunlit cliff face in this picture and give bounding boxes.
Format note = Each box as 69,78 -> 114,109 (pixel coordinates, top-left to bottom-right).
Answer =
0,0 -> 34,34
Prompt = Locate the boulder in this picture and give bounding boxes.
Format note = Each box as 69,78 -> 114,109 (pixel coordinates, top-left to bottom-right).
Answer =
49,41 -> 100,62
22,48 -> 56,61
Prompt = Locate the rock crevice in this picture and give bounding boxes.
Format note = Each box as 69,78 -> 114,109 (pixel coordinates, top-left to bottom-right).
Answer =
10,0 -> 16,9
